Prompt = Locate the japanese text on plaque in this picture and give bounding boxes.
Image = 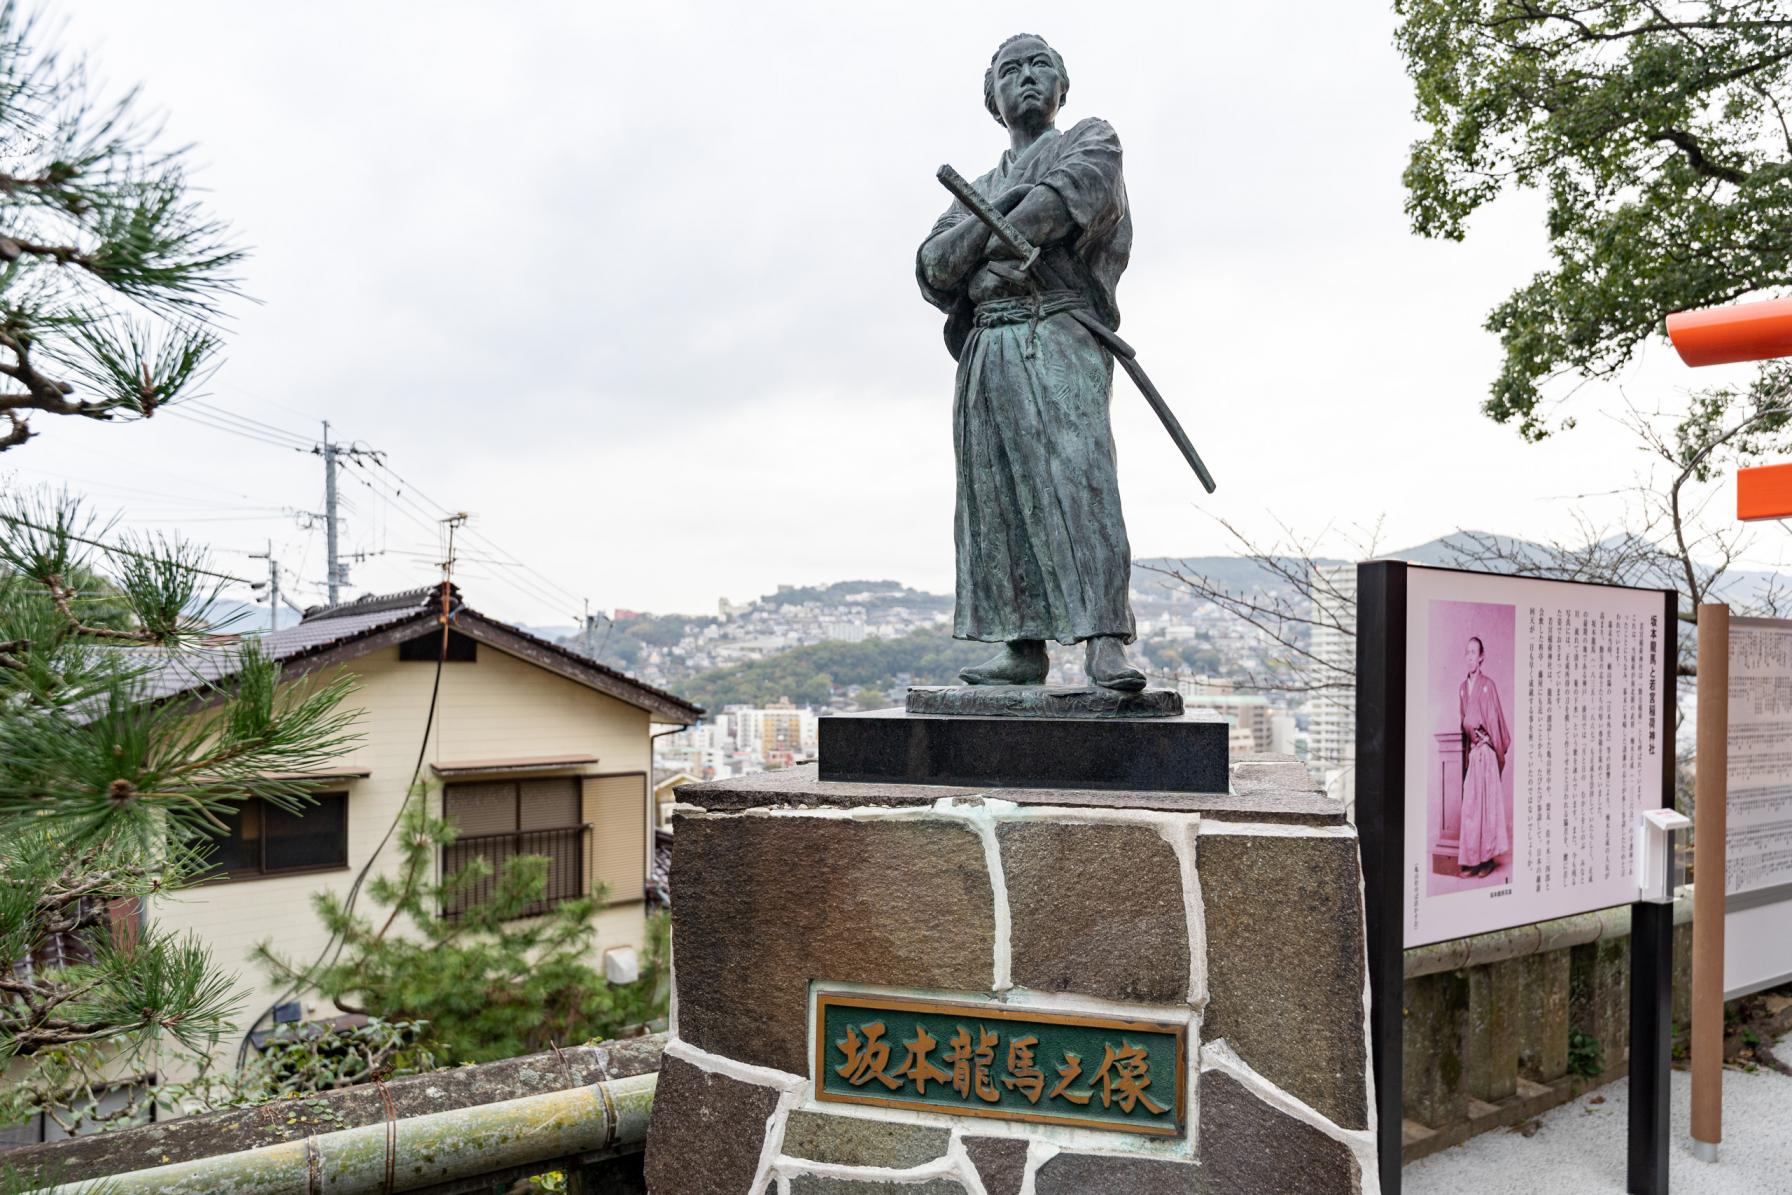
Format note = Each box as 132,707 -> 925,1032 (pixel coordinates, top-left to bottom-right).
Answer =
814,992 -> 1184,1135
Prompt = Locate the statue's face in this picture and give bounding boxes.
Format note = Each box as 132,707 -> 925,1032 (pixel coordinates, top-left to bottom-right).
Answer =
992,37 -> 1062,129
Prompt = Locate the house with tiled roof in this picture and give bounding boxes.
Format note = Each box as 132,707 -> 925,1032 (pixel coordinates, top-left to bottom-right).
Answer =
145,583 -> 701,1065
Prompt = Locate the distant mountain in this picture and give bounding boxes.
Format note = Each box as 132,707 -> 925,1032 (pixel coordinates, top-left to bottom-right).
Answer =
1132,554 -> 1347,598
756,579 -> 951,613
1139,530 -> 1785,609
204,598 -> 297,633
1389,532 -> 1786,608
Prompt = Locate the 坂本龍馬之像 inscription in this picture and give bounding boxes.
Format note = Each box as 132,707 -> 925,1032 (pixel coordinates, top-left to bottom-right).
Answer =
814,991 -> 1185,1135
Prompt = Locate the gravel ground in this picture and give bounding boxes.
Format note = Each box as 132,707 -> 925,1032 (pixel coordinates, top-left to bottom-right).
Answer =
1405,1044 -> 1792,1194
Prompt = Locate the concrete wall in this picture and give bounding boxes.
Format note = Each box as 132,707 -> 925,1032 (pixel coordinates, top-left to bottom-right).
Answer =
150,640 -> 658,1073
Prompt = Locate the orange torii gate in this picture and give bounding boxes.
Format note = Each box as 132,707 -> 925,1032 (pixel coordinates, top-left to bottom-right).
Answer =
1668,297 -> 1792,520
1664,295 -> 1792,1166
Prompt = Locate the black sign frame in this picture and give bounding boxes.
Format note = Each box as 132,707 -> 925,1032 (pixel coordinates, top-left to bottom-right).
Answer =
1355,560 -> 1677,1195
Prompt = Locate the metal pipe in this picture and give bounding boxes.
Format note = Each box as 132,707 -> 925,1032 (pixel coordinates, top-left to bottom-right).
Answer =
1403,887 -> 1695,979
40,1072 -> 656,1195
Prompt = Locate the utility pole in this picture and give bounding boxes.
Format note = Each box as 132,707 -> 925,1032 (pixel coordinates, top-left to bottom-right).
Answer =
583,599 -> 595,659
308,422 -> 383,606
321,420 -> 342,605
250,541 -> 278,632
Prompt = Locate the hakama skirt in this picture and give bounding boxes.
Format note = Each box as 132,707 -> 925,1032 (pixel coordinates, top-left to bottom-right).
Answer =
951,295 -> 1135,646
1458,741 -> 1510,868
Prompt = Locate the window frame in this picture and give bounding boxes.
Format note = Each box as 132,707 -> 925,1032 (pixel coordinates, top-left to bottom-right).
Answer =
440,776 -> 591,918
202,791 -> 351,884
441,777 -> 585,836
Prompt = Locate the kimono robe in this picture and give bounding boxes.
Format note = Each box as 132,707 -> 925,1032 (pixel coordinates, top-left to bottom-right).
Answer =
1458,671 -> 1512,869
916,117 -> 1136,645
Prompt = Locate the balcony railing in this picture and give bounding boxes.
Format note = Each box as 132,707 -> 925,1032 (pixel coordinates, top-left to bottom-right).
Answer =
440,824 -> 591,919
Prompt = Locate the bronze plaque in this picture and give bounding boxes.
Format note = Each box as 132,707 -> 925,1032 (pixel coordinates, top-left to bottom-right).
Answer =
814,991 -> 1185,1136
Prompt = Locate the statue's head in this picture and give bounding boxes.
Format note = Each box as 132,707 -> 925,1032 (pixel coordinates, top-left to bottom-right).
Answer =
984,33 -> 1069,130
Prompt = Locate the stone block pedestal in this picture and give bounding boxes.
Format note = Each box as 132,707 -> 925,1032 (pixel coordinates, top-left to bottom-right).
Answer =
819,702 -> 1229,793
646,756 -> 1376,1194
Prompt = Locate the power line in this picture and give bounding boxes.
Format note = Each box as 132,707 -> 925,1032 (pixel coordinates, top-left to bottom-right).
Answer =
166,402 -> 312,445
344,460 -> 575,617
165,410 -> 313,453
116,512 -> 294,524
54,399 -> 590,623
182,400 -> 317,448
385,548 -> 565,568
341,459 -> 450,545
1,464 -> 268,510
0,513 -> 255,584
363,459 -> 585,610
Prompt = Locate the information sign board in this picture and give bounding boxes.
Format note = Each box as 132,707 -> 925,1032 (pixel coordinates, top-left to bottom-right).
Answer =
1358,561 -> 1678,1195
1401,567 -> 1673,947
1724,617 -> 1792,998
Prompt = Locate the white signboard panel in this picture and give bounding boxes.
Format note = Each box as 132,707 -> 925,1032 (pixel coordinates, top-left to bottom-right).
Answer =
1402,567 -> 1670,948
1724,617 -> 1792,997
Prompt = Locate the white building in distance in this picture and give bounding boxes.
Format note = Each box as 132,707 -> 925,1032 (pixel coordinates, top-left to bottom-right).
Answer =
1305,563 -> 1357,808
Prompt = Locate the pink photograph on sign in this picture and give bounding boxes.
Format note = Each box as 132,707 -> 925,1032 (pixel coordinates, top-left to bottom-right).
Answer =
1425,598 -> 1516,896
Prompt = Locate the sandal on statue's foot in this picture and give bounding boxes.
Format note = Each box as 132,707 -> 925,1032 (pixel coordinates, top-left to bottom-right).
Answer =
1085,635 -> 1146,692
960,639 -> 1048,686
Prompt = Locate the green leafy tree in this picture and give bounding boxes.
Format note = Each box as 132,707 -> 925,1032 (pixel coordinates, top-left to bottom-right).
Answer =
0,491 -> 359,1132
256,800 -> 667,1065
0,1 -> 241,449
1397,2 -> 1792,636
1398,0 -> 1792,439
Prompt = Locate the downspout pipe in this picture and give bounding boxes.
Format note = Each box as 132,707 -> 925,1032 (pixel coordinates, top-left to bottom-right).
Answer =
39,1071 -> 656,1195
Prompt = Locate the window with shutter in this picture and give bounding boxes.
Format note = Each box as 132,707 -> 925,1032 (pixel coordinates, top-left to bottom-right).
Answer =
441,777 -> 590,918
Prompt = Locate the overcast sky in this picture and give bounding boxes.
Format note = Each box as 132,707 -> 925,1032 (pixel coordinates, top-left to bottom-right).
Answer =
3,2 -> 1784,627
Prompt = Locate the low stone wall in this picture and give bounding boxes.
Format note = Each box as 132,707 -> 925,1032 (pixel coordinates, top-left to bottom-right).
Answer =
646,761 -> 1377,1194
1398,898 -> 1694,1161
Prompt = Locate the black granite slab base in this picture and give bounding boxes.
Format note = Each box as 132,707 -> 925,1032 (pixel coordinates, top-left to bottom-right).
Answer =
819,708 -> 1229,794
905,685 -> 1183,719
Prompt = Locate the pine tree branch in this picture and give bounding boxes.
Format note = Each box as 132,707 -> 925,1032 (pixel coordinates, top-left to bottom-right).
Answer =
43,572 -> 155,641
0,235 -> 92,268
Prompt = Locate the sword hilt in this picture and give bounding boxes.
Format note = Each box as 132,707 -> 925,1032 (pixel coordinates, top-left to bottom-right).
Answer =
937,164 -> 1040,272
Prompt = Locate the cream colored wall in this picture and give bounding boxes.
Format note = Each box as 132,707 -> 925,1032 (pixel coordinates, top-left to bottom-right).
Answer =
149,640 -> 657,1075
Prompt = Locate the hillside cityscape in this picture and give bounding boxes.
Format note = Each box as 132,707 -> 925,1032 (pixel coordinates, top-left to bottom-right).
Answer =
541,546 -> 1356,791
580,533 -> 1782,792
624,569 -> 1322,787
